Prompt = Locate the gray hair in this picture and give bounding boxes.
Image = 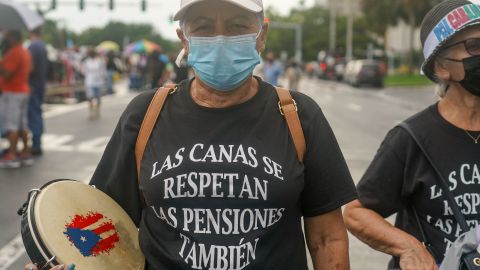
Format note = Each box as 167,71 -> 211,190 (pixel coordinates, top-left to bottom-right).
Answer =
435,79 -> 449,98
431,49 -> 450,98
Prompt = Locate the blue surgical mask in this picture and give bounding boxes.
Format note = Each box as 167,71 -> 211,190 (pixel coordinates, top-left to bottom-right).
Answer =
187,33 -> 261,92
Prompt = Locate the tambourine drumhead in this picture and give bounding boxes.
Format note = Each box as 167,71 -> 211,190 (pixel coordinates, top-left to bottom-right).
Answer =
27,180 -> 144,269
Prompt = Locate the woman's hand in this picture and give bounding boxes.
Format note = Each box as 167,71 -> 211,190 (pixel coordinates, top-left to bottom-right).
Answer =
24,263 -> 75,270
399,244 -> 438,270
344,200 -> 439,270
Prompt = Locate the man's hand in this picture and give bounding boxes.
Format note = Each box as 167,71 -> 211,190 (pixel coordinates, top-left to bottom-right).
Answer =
399,244 -> 438,270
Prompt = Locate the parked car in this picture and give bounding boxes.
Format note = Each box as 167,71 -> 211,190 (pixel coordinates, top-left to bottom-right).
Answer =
344,60 -> 384,88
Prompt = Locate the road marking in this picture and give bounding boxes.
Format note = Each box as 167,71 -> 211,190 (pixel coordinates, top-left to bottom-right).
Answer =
76,137 -> 110,153
43,85 -> 132,119
347,103 -> 363,112
10,134 -> 111,154
42,134 -> 75,152
43,102 -> 86,119
0,235 -> 25,270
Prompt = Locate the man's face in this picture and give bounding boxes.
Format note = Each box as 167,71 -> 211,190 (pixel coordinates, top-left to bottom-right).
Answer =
177,1 -> 269,55
183,1 -> 260,37
5,31 -> 19,46
266,52 -> 274,62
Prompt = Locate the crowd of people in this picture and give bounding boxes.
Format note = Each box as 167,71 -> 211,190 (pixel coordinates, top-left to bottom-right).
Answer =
0,30 -> 199,168
0,30 -> 304,169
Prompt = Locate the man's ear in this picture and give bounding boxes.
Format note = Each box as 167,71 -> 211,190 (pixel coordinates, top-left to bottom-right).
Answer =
434,59 -> 451,81
177,28 -> 189,55
256,23 -> 269,53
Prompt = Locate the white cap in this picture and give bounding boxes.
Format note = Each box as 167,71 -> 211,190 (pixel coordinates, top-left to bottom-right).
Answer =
173,0 -> 263,21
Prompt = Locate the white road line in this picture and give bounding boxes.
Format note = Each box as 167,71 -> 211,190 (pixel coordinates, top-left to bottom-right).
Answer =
347,103 -> 363,112
0,235 -> 25,270
42,134 -> 75,152
43,102 -> 86,119
43,88 -> 133,120
76,137 -> 110,153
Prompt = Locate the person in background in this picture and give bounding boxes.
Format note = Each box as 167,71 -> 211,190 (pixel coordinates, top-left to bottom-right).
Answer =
27,27 -> 48,156
82,48 -> 106,120
105,51 -> 118,95
344,1 -> 480,269
0,30 -> 6,157
286,60 -> 302,91
146,51 -> 165,89
263,51 -> 283,86
0,30 -> 32,168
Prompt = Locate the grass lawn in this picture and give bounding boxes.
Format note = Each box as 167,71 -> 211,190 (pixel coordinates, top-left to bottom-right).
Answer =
384,74 -> 433,87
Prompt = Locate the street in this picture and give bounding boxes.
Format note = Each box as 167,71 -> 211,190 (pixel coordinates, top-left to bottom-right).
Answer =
0,78 -> 438,270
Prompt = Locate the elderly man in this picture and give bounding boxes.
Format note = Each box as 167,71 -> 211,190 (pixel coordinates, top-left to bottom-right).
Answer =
25,0 -> 356,269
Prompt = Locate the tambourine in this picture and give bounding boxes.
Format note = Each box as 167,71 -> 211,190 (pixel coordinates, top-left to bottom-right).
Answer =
18,179 -> 145,269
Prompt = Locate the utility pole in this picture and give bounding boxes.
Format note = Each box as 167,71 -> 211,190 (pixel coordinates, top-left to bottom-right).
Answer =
329,0 -> 336,51
346,0 -> 353,62
269,21 -> 303,63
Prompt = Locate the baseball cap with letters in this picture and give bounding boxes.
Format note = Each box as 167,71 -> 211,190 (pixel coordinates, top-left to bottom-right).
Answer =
420,0 -> 480,81
173,0 -> 264,21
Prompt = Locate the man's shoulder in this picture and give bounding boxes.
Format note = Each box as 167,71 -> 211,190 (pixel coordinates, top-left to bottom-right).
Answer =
124,90 -> 157,116
3,46 -> 27,62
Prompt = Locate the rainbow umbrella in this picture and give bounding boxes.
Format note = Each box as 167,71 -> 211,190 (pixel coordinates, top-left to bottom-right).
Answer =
124,39 -> 162,55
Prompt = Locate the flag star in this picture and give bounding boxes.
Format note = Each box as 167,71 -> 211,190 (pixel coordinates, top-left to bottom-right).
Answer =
80,236 -> 87,243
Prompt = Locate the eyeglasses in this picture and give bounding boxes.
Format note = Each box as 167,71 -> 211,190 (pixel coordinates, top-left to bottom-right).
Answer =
442,37 -> 480,56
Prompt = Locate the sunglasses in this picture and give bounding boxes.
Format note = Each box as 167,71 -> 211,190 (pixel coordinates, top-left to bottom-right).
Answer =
442,37 -> 480,56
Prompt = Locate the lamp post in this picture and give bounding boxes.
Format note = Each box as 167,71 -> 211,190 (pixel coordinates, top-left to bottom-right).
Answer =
345,0 -> 353,62
329,0 -> 336,51
269,21 -> 303,63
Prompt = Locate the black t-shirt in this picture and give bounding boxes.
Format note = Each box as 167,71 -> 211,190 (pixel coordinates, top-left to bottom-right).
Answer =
90,78 -> 356,269
357,103 -> 480,269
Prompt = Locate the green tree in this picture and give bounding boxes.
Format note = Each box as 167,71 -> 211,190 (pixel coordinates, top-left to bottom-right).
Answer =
361,0 -> 443,71
74,22 -> 179,52
41,19 -> 77,49
265,5 -> 379,62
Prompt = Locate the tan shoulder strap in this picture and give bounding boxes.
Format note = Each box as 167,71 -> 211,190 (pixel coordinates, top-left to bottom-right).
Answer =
135,84 -> 177,203
275,87 -> 306,163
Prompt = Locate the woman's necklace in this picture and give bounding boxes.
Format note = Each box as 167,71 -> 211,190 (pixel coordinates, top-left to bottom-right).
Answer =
464,130 -> 480,144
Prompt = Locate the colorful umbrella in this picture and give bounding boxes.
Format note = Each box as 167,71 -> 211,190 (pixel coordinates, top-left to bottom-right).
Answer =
97,41 -> 120,53
124,39 -> 162,54
0,0 -> 43,30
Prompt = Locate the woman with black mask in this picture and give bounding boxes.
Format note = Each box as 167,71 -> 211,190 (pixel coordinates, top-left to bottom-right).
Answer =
344,1 -> 480,269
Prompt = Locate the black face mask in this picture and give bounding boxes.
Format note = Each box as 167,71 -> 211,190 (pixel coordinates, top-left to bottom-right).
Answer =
455,55 -> 480,97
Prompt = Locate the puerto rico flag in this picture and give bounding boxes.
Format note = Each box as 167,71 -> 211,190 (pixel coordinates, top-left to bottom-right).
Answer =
64,212 -> 120,257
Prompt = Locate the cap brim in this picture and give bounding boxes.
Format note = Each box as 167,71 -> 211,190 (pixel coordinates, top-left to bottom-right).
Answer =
174,0 -> 262,21
421,20 -> 480,81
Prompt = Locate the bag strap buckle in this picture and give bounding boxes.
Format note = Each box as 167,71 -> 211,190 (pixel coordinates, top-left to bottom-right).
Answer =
278,99 -> 298,116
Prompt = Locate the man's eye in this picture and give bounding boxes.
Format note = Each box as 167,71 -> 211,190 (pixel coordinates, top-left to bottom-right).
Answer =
194,26 -> 211,31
